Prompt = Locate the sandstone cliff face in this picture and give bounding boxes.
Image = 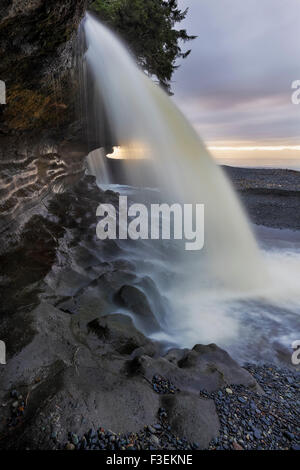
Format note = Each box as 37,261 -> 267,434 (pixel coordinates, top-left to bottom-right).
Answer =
0,134 -> 88,231
0,0 -> 89,228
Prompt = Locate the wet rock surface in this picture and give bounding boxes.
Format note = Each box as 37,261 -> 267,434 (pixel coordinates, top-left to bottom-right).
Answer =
0,0 -> 91,227
0,0 -> 87,132
0,174 -> 299,450
117,284 -> 161,333
64,406 -> 202,451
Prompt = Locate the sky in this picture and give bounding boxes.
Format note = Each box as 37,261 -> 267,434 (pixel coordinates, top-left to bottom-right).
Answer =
173,0 -> 300,167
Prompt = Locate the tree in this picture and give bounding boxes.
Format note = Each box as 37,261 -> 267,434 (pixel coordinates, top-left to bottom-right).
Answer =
90,0 -> 196,92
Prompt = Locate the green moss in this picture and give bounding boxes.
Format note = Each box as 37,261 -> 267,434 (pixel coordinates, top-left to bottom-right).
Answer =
4,86 -> 71,130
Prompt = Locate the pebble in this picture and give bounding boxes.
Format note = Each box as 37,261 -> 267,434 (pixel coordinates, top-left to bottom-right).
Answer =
233,441 -> 243,450
283,431 -> 294,441
71,433 -> 79,445
147,425 -> 156,434
204,364 -> 300,451
149,435 -> 160,447
65,442 -> 75,450
152,375 -> 179,395
253,429 -> 261,440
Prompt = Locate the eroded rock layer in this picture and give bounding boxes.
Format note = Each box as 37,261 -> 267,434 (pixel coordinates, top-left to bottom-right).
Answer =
0,0 -> 89,226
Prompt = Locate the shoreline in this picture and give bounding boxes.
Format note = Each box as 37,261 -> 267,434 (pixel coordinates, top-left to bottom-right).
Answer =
0,169 -> 299,451
224,165 -> 300,231
222,164 -> 300,172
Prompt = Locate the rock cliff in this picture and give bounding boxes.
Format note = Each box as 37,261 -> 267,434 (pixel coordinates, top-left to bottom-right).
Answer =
0,0 -> 89,228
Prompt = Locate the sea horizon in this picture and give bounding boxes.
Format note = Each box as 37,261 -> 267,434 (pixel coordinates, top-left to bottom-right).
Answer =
217,159 -> 300,171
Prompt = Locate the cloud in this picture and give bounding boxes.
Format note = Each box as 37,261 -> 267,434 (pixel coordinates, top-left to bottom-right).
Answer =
173,0 -> 300,145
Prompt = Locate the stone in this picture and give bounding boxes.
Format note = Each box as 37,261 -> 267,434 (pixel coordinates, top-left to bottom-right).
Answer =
65,442 -> 75,450
149,435 -> 160,447
87,314 -> 157,357
238,397 -> 247,404
233,441 -> 243,450
253,429 -> 261,440
117,285 -> 161,333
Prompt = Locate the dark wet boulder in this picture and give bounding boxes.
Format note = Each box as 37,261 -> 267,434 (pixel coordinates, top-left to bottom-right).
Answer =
116,284 -> 161,333
132,343 -> 262,394
161,392 -> 220,449
87,314 -> 158,357
178,343 -> 261,392
0,301 -> 262,450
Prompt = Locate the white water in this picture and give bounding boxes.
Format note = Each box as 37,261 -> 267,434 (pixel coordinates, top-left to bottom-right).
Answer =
86,148 -> 110,184
82,14 -> 300,363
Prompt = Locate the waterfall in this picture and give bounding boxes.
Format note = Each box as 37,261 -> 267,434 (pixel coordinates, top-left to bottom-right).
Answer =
76,13 -> 300,363
86,148 -> 111,184
82,13 -> 265,291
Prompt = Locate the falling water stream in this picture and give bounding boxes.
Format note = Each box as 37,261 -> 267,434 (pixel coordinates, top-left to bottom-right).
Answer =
82,13 -> 300,365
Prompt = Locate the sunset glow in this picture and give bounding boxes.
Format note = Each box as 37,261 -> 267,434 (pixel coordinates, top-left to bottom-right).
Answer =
208,145 -> 300,152
208,144 -> 300,169
107,143 -> 149,159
